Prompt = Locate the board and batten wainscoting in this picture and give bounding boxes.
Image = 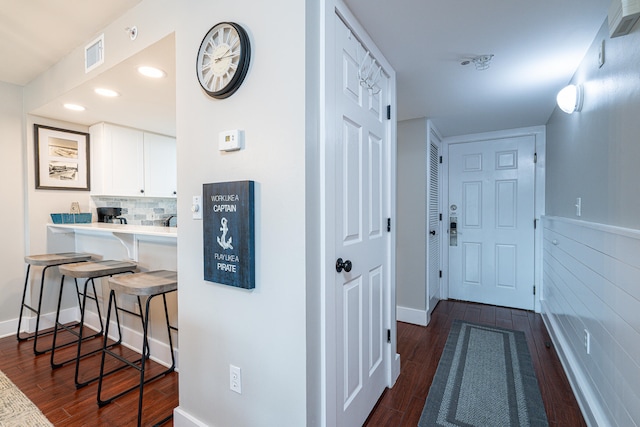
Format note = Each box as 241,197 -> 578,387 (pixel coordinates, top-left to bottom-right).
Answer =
542,216 -> 640,427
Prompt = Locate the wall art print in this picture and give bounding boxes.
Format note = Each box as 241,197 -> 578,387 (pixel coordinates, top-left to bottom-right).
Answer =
34,124 -> 90,191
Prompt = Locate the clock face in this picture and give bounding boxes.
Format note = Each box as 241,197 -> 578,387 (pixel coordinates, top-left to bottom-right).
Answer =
196,22 -> 251,99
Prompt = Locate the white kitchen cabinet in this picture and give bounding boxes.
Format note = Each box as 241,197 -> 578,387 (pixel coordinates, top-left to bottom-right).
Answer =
90,123 -> 176,197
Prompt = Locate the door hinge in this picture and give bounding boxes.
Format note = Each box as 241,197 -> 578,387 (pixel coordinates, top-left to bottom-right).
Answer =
387,329 -> 391,343
534,219 -> 537,229
439,155 -> 443,164
534,152 -> 538,163
386,105 -> 391,120
439,213 -> 442,221
439,270 -> 443,278
387,218 -> 391,232
533,285 -> 536,295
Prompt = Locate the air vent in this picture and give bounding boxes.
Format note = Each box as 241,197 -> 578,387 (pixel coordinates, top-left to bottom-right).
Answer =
85,34 -> 105,73
609,0 -> 640,38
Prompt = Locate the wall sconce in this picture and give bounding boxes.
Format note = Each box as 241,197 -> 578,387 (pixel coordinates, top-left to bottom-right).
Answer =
556,84 -> 583,114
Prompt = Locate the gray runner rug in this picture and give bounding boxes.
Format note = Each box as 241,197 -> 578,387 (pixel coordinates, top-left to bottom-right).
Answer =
418,320 -> 549,427
0,370 -> 53,427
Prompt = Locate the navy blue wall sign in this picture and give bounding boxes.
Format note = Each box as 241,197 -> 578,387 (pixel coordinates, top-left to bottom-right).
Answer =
203,181 -> 255,289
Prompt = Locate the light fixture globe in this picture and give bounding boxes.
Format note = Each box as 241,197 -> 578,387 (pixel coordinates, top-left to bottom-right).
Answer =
557,84 -> 583,114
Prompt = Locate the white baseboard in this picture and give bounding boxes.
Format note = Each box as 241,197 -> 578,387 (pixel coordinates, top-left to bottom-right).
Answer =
173,407 -> 209,427
1,307 -> 79,339
541,302 -> 607,427
396,305 -> 428,326
3,308 -> 178,370
82,309 -> 178,369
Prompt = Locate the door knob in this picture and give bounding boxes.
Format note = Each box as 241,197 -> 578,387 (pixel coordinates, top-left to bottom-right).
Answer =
336,258 -> 352,273
430,230 -> 436,235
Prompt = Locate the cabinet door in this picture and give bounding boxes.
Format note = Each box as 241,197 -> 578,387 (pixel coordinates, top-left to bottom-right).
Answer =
109,126 -> 145,196
144,133 -> 177,197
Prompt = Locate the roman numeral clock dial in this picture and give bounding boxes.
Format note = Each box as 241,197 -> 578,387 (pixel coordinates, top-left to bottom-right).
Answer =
197,22 -> 251,99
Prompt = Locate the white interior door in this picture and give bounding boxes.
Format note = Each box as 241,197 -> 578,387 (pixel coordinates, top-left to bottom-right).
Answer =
334,15 -> 389,427
427,139 -> 441,315
448,136 -> 535,310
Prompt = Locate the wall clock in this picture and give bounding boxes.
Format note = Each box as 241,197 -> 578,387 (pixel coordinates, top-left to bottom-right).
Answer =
196,22 -> 251,99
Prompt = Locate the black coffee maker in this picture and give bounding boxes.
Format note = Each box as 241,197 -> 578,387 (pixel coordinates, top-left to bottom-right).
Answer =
97,207 -> 127,224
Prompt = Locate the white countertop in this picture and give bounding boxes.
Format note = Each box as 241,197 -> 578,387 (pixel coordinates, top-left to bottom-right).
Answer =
48,222 -> 177,238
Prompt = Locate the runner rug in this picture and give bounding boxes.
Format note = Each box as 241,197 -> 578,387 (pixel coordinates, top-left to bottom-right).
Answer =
418,320 -> 549,427
0,370 -> 53,427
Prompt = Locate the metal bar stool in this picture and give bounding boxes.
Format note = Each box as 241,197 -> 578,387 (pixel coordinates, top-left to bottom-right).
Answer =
17,252 -> 92,355
51,259 -> 137,388
97,270 -> 177,427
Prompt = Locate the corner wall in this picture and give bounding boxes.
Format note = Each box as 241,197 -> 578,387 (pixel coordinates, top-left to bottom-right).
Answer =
0,81 -> 26,336
174,1 -> 311,425
543,19 -> 640,427
397,118 -> 427,324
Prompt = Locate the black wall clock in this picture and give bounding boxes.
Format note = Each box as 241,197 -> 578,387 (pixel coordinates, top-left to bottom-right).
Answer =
196,22 -> 251,99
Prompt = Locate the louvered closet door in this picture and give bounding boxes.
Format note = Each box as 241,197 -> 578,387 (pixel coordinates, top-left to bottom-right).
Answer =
427,141 -> 440,315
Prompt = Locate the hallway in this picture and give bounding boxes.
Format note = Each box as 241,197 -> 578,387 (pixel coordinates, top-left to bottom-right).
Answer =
365,300 -> 586,426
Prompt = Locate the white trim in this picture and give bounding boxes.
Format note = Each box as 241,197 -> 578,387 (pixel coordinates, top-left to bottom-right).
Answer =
396,306 -> 428,326
82,309 -> 178,369
4,307 -> 78,339
173,407 -> 209,427
542,304 -> 605,427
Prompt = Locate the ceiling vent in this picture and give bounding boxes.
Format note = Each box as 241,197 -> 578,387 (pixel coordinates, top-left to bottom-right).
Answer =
609,0 -> 640,37
85,34 -> 105,73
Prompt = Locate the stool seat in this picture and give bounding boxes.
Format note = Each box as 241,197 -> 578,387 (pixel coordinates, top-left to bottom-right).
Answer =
24,252 -> 92,266
108,270 -> 177,296
17,252 -> 93,354
59,260 -> 138,279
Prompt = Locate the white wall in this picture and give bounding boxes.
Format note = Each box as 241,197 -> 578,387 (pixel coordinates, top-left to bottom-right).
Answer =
174,1 -> 312,426
543,19 -> 640,427
396,118 -> 427,320
0,81 -> 26,335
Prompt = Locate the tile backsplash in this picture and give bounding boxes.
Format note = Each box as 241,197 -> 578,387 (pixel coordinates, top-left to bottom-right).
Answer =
92,197 -> 177,226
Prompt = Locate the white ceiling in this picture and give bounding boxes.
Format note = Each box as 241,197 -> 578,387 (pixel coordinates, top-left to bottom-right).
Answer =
1,0 -> 610,137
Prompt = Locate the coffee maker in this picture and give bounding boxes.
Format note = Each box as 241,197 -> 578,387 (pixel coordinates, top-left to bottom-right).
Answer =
97,207 -> 127,224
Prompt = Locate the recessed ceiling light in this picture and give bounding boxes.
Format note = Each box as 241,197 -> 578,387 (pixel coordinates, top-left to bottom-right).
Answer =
64,103 -> 86,111
95,88 -> 120,97
138,66 -> 166,78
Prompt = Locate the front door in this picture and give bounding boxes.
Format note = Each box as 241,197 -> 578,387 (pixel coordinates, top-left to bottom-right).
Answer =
448,136 -> 535,310
334,15 -> 390,426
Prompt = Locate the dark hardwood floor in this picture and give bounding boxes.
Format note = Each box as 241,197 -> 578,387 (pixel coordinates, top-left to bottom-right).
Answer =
364,300 -> 587,427
0,328 -> 178,426
1,300 -> 585,426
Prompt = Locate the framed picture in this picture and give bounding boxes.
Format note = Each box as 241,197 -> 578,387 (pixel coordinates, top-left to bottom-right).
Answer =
34,124 -> 90,190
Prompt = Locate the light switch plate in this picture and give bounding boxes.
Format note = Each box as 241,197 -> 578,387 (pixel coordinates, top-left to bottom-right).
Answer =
192,196 -> 202,220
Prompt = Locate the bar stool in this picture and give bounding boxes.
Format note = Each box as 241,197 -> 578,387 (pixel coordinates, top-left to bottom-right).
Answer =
51,259 -> 137,388
17,252 -> 93,355
97,270 -> 177,427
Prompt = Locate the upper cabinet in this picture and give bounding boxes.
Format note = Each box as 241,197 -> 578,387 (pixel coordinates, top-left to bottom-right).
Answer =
90,123 -> 176,198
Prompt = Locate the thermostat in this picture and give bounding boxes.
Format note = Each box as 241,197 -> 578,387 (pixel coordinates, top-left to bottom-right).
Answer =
219,129 -> 244,152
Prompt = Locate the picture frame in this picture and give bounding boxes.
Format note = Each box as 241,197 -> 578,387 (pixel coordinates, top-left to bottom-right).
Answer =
34,124 -> 90,191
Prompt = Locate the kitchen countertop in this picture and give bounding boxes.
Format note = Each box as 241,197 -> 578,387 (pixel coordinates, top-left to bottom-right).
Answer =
48,222 -> 177,238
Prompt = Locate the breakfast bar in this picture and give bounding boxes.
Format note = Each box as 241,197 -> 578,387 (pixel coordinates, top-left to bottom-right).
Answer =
45,222 -> 178,370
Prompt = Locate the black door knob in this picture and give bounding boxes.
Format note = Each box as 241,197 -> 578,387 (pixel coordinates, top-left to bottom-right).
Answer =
336,258 -> 352,273
430,230 -> 436,235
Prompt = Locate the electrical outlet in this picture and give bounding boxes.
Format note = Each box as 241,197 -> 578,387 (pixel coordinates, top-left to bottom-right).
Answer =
230,365 -> 242,394
584,329 -> 591,354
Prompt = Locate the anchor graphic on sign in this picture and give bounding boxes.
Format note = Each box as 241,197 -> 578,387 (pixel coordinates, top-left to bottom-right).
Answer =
217,217 -> 233,250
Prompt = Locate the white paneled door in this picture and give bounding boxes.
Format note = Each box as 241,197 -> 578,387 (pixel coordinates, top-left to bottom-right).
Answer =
448,136 -> 535,310
334,15 -> 390,427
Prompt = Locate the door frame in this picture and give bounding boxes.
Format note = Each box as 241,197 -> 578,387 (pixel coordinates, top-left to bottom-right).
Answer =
441,126 -> 546,312
320,0 -> 400,425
